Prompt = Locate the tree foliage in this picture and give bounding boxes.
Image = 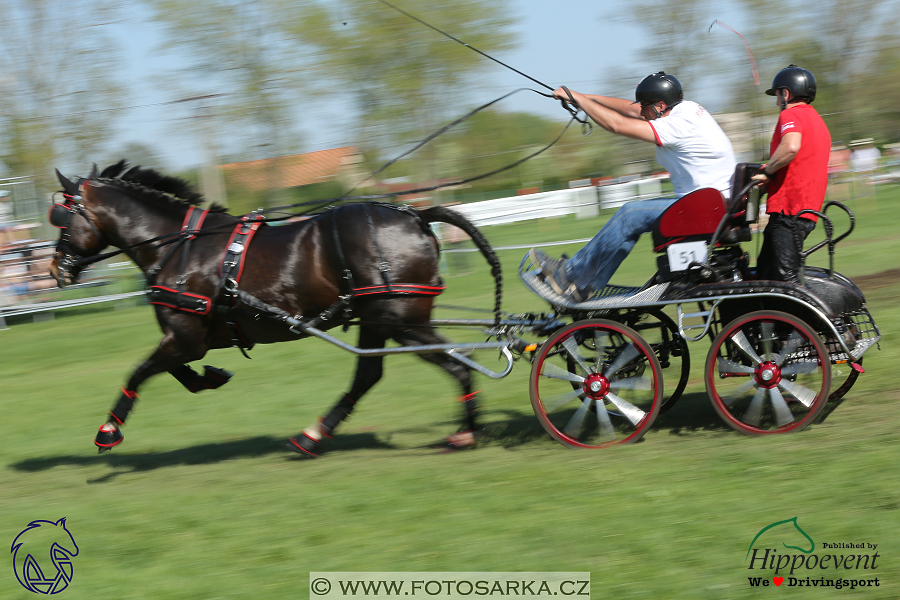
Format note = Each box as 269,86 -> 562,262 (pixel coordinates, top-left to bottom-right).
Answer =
289,0 -> 517,156
0,0 -> 124,187
146,0 -> 314,161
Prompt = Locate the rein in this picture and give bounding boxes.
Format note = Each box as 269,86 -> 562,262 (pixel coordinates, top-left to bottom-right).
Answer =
261,88 -> 588,220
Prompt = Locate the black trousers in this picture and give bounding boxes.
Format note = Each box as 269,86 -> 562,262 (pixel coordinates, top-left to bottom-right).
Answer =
757,212 -> 817,284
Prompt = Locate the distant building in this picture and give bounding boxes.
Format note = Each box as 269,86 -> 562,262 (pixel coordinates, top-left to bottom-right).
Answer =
220,146 -> 366,192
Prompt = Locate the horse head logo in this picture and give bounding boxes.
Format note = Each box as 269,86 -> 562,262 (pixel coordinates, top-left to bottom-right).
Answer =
746,516 -> 815,561
10,518 -> 79,594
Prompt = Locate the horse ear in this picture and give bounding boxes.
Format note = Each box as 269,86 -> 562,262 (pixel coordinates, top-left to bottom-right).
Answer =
55,169 -> 79,196
89,163 -> 99,179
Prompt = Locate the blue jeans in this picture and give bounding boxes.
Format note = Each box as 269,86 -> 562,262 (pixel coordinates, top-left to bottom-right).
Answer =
564,196 -> 677,293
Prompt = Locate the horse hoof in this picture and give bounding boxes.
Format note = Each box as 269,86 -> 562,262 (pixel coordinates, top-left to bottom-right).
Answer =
436,431 -> 481,453
202,365 -> 233,389
95,425 -> 123,452
288,435 -> 320,458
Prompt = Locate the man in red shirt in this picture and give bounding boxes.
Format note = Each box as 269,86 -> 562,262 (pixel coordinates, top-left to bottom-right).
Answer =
752,65 -> 831,283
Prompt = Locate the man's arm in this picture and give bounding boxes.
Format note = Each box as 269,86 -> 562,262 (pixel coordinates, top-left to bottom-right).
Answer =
554,88 -> 656,143
577,93 -> 643,118
752,131 -> 802,182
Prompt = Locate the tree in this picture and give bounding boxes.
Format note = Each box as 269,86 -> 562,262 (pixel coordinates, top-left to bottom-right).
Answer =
145,0 -> 313,163
734,0 -> 900,143
289,0 -> 517,178
0,0 -> 125,189
615,0 -> 727,90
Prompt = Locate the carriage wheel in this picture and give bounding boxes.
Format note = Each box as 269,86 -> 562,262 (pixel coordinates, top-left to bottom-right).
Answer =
705,310 -> 831,435
633,309 -> 690,413
530,319 -> 663,448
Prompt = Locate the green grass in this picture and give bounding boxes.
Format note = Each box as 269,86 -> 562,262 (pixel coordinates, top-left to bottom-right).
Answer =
1,187 -> 899,599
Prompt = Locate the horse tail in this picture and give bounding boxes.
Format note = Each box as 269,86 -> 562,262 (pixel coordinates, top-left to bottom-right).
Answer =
417,206 -> 502,325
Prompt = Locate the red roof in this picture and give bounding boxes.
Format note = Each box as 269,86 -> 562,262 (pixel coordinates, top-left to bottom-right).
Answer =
220,146 -> 360,191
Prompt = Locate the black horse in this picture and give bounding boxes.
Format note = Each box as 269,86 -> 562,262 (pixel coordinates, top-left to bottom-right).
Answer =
50,162 -> 501,457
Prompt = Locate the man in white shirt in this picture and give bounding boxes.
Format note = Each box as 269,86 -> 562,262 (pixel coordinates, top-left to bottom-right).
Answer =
529,72 -> 736,301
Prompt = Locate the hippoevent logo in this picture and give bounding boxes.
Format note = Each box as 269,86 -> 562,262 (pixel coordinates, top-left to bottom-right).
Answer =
10,518 -> 79,594
745,517 -> 881,590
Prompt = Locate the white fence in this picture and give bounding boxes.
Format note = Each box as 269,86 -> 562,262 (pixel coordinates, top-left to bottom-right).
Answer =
448,176 -> 666,228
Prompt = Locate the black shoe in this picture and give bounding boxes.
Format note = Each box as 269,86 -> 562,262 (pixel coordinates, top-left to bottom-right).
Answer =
528,248 -> 564,277
544,265 -> 589,302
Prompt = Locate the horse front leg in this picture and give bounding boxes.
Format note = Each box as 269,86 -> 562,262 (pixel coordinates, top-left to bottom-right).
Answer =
95,331 -> 206,453
170,364 -> 233,393
289,326 -> 387,458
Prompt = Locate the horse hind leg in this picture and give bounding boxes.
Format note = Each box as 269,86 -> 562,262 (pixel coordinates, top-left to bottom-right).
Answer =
390,325 -> 481,450
289,326 -> 387,458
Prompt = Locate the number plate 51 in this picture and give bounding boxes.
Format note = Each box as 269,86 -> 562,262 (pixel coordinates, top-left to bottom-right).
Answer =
667,241 -> 708,271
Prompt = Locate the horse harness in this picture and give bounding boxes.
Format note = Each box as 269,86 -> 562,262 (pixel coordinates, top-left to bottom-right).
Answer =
145,202 -> 444,355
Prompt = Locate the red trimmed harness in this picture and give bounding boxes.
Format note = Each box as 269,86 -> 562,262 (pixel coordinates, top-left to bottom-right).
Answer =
147,207 -> 214,314
147,203 -> 445,355
353,283 -> 445,297
218,213 -> 266,295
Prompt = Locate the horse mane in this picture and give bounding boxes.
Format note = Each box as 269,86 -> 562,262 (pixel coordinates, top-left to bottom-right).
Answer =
97,160 -> 227,212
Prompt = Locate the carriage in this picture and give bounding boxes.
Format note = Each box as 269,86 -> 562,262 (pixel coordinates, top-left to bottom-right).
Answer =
49,161 -> 880,454
512,162 -> 880,447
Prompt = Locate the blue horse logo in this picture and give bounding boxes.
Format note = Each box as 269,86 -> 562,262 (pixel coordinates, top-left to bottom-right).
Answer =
746,516 -> 815,561
11,518 -> 79,594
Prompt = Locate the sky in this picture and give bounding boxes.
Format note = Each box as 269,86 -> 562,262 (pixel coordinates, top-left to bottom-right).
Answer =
107,0 -> 753,171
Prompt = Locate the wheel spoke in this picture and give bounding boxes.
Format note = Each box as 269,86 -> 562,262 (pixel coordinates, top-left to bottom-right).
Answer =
730,329 -> 763,364
603,343 -> 640,378
593,330 -> 610,372
778,378 -> 817,408
562,337 -> 594,375
717,357 -> 755,376
781,361 -> 820,376
540,362 -> 585,384
609,375 -> 652,391
742,387 -> 767,425
542,387 -> 585,412
769,387 -> 795,426
760,321 -> 775,360
722,378 -> 757,407
563,397 -> 592,438
605,391 -> 647,426
776,330 -> 806,367
595,399 -> 617,441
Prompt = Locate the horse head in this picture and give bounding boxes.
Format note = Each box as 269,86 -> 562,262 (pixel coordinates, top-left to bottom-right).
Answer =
49,168 -> 110,287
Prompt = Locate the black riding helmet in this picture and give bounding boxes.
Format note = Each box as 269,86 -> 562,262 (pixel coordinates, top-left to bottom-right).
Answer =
765,65 -> 817,102
634,72 -> 684,108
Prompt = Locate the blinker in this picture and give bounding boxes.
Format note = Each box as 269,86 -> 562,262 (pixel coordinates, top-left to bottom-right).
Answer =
48,201 -> 75,229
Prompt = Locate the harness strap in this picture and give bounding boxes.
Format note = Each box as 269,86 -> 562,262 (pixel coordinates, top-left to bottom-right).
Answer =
146,208 -> 210,287
218,214 -> 265,290
176,207 -> 210,289
352,283 -> 445,297
147,285 -> 212,314
330,206 -> 356,296
213,213 -> 266,357
363,202 -> 392,288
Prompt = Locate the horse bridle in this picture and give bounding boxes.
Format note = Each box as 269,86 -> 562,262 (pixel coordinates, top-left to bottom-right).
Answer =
48,184 -> 118,281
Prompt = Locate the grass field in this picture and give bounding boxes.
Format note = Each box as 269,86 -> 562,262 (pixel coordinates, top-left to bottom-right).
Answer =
1,186 -> 898,599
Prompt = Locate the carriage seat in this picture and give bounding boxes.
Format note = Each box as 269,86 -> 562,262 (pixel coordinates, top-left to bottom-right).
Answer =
651,162 -> 763,253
